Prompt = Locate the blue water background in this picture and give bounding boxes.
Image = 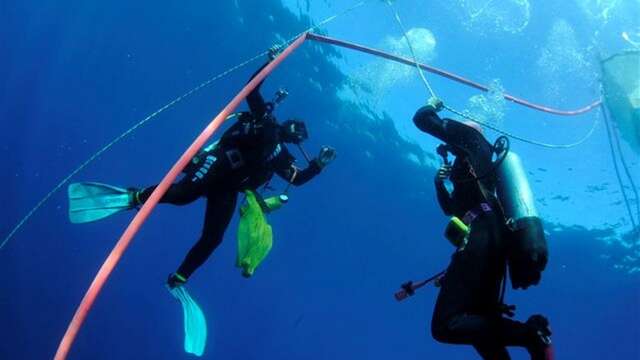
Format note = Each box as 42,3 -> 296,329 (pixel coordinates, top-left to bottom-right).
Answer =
1,0 -> 639,359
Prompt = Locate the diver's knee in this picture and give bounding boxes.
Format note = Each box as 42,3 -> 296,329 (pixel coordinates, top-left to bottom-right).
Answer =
430,317 -> 452,343
196,232 -> 224,255
431,327 -> 447,343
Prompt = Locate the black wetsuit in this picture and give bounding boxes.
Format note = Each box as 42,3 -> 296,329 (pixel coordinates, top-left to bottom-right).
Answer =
137,63 -> 322,279
413,106 -> 548,360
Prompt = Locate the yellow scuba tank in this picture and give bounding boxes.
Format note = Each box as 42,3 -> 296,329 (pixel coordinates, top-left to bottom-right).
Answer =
496,151 -> 548,289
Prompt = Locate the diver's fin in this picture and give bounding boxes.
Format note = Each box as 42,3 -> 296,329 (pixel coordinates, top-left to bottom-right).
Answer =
169,286 -> 207,357
68,182 -> 134,224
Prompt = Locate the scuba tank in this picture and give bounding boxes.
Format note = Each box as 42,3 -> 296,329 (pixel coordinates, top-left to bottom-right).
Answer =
496,151 -> 548,289
182,112 -> 249,175
185,89 -> 290,176
183,141 -> 219,174
437,138 -> 548,289
182,109 -> 257,175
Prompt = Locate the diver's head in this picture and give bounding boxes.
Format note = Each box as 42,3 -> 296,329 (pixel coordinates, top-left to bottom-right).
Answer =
280,119 -> 308,144
463,120 -> 484,134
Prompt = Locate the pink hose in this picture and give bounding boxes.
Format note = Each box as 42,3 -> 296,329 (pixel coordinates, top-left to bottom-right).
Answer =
306,33 -> 602,116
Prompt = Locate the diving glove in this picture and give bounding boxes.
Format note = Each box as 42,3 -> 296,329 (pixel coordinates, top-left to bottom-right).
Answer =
526,314 -> 552,345
526,314 -> 554,360
435,164 -> 452,182
316,146 -> 337,169
167,273 -> 188,289
426,97 -> 444,112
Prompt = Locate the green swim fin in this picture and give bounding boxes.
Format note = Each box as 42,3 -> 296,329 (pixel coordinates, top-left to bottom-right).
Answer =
169,286 -> 207,357
68,182 -> 134,224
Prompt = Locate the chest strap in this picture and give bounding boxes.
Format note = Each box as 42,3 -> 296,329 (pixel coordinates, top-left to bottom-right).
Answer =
462,202 -> 493,225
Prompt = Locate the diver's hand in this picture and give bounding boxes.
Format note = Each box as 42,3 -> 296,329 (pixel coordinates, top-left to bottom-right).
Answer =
435,164 -> 452,182
316,146 -> 337,169
426,97 -> 444,113
268,44 -> 284,60
526,314 -> 552,346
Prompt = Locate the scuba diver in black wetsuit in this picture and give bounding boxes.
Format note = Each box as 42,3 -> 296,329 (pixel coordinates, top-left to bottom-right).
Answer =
68,48 -> 336,288
412,98 -> 553,360
154,51 -> 335,288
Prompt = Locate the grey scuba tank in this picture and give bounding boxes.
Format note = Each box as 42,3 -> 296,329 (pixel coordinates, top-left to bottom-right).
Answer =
496,151 -> 548,290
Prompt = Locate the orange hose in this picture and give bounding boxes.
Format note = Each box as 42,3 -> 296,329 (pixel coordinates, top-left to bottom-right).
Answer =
54,33 -> 308,360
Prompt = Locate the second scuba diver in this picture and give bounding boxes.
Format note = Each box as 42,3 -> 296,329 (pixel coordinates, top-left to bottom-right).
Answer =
410,97 -> 553,360
69,48 -> 336,288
